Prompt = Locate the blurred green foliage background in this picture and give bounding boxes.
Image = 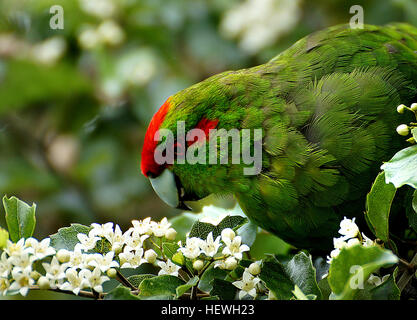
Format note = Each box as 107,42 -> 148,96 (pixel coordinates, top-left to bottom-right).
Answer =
0,0 -> 416,244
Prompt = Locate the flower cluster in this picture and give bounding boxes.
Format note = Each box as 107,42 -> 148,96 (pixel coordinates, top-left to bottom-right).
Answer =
327,217 -> 375,264
175,227 -> 250,274
0,217 -> 177,297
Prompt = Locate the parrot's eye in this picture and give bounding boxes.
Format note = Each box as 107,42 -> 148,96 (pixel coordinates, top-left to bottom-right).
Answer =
174,142 -> 185,156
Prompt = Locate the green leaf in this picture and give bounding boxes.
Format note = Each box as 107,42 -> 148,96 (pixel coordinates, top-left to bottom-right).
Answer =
328,245 -> 398,300
188,215 -> 247,240
3,196 -> 36,242
259,252 -> 321,300
0,227 -> 8,249
292,285 -> 317,300
236,221 -> 257,247
104,286 -> 140,300
406,190 -> 417,233
169,213 -> 199,241
365,172 -> 397,242
370,268 -> 400,300
139,275 -> 185,298
381,145 -> 417,188
126,274 -> 156,288
210,278 -> 237,300
250,231 -> 291,259
162,242 -> 180,261
49,223 -> 91,250
198,265 -> 228,293
176,276 -> 199,298
412,128 -> 417,141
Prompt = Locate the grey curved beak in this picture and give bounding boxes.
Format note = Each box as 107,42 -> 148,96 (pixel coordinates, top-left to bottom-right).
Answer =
149,169 -> 192,211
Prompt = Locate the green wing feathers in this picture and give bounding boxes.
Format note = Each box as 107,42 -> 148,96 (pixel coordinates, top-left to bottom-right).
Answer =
235,24 -> 417,248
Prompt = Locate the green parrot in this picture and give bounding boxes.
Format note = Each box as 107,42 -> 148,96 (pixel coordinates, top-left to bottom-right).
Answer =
141,23 -> 417,250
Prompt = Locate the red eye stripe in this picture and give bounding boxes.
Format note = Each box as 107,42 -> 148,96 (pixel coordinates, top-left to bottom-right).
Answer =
187,118 -> 219,146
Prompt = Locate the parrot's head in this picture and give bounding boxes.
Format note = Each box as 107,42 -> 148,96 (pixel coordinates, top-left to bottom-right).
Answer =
140,92 -> 222,211
140,71 -> 266,211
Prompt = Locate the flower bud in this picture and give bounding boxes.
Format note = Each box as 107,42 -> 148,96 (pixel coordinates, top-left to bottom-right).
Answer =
248,262 -> 261,275
144,249 -> 158,264
346,238 -> 360,247
397,104 -> 406,114
107,268 -> 117,278
193,259 -> 204,271
224,257 -> 237,270
164,228 -> 177,241
396,124 -> 409,136
221,228 -> 235,241
411,103 -> 417,112
38,276 -> 51,290
56,249 -> 71,263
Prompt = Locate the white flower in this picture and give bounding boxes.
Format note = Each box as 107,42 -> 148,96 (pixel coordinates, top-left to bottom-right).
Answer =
222,235 -> 249,260
68,247 -> 87,269
157,260 -> 181,277
79,0 -> 117,19
31,37 -> 66,65
43,256 -> 68,287
362,233 -> 375,247
0,277 -> 11,295
8,269 -> 35,296
25,238 -> 56,260
346,238 -> 361,247
97,20 -> 125,46
124,231 -> 149,252
132,217 -> 155,235
105,224 -> 130,253
338,217 -> 359,239
179,237 -> 202,260
76,232 -> 100,251
411,103 -> 417,111
88,252 -> 119,272
152,218 -> 171,238
200,232 -> 221,258
326,248 -> 340,264
220,0 -> 301,54
5,239 -> 30,257
8,252 -> 35,273
119,248 -> 145,269
333,237 -> 347,250
0,252 -> 11,277
90,222 -> 114,238
233,270 -> 260,299
59,268 -> 88,295
78,27 -> 101,50
79,267 -> 109,293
